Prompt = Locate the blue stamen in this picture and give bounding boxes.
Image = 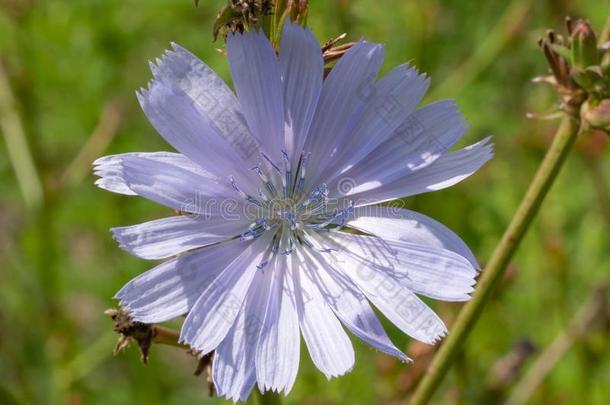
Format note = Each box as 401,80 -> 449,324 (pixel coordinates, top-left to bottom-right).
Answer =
240,218 -> 273,241
231,176 -> 263,207
298,184 -> 328,214
293,152 -> 310,196
235,151 -> 359,264
261,153 -> 282,176
251,165 -> 278,197
257,260 -> 269,271
308,201 -> 354,229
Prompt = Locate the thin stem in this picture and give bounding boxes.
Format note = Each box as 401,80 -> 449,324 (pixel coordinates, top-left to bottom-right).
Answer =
256,389 -> 282,405
410,116 -> 581,405
505,282 -> 609,405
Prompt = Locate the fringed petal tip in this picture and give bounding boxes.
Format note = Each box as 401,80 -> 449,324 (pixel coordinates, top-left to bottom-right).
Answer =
92,153 -> 123,173
109,227 -> 147,259
135,86 -> 150,104
109,229 -> 136,258
255,383 -> 293,397
431,328 -> 448,345
147,42 -> 203,81
92,155 -> 136,196
398,62 -> 430,85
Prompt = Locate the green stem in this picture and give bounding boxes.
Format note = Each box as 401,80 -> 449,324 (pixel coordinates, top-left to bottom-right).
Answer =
410,116 -> 581,405
255,389 -> 282,405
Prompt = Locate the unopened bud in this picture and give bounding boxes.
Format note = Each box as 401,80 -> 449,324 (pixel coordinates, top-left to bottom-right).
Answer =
571,20 -> 599,69
581,98 -> 610,129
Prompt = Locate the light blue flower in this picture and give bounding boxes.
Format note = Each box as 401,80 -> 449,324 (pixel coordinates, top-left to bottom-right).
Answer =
94,21 -> 492,402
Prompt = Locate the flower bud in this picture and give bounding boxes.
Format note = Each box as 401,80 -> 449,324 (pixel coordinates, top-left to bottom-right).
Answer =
571,20 -> 599,69
581,98 -> 610,129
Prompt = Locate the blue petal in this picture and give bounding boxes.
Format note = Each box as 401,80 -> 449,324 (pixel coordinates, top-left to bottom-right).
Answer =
111,215 -> 250,260
93,152 -> 207,196
213,270 -> 272,403
255,254 -> 300,393
329,232 -> 477,343
137,81 -> 257,195
302,249 -> 409,362
304,40 -> 385,183
180,235 -> 271,355
326,99 -> 466,192
115,242 -> 246,323
343,137 -> 494,205
150,43 -> 260,163
227,30 -> 285,162
316,64 -> 429,186
93,152 -> 240,214
293,251 -> 355,378
332,231 -> 477,302
279,21 -> 323,165
347,205 -> 479,268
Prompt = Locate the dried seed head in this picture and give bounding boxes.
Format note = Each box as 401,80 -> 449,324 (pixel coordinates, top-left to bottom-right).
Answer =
105,308 -> 154,363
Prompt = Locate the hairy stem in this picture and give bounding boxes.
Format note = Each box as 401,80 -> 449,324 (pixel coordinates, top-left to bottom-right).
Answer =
410,116 -> 581,405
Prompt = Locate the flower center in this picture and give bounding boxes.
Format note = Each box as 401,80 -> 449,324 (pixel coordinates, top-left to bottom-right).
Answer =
230,151 -> 354,269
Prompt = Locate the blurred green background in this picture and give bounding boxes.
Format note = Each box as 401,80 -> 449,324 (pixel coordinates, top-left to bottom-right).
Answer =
1,0 -> 609,404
